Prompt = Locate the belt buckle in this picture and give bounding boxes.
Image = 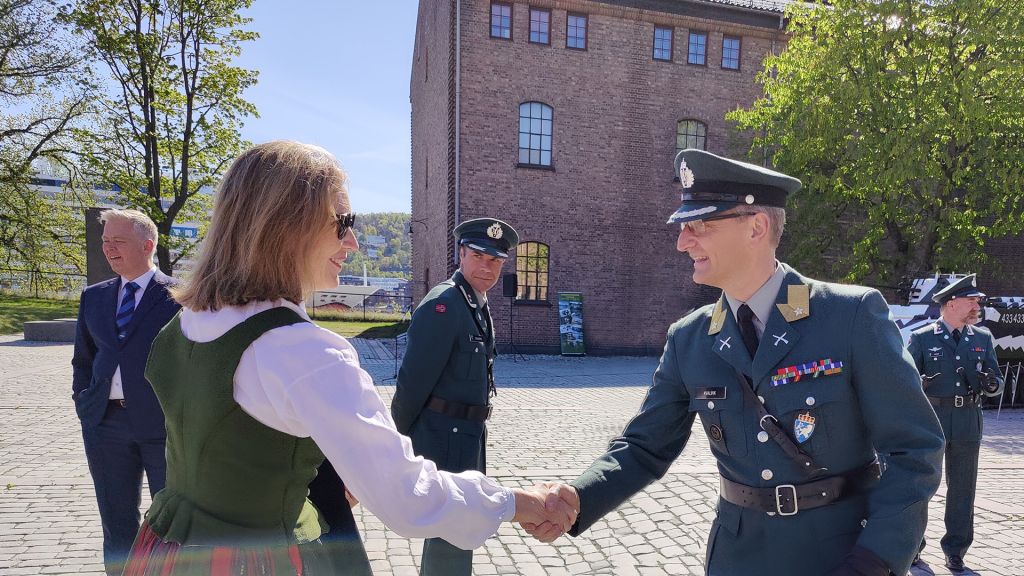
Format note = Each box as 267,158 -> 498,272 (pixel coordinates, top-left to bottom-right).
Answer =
954,395 -> 964,408
774,484 -> 798,516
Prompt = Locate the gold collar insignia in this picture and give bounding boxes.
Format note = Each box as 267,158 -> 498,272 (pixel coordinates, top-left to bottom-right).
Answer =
708,297 -> 728,335
776,284 -> 810,322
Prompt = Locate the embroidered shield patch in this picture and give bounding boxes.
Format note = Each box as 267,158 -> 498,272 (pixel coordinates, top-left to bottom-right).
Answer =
435,304 -> 446,313
794,411 -> 816,444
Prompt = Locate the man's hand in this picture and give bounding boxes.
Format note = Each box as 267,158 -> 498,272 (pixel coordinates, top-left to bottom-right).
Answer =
345,487 -> 358,508
977,370 -> 1001,395
515,482 -> 579,543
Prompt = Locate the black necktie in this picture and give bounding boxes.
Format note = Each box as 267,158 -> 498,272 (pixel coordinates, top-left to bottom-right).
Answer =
951,329 -> 961,344
737,304 -> 759,358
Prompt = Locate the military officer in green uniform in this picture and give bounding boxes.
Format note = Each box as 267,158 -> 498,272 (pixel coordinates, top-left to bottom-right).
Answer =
906,275 -> 1003,573
526,150 -> 944,576
391,217 -> 519,576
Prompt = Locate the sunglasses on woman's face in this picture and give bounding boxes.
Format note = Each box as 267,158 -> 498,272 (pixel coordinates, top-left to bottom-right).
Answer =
335,213 -> 356,241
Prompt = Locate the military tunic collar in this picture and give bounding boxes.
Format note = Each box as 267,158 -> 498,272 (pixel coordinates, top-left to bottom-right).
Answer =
709,262 -> 811,336
453,271 -> 481,309
724,262 -> 785,338
937,319 -> 974,337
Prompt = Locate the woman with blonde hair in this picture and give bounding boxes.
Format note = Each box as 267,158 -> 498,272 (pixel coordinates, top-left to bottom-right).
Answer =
122,141 -> 574,575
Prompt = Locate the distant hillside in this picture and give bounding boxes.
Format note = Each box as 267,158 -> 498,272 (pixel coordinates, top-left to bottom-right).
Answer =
343,213 -> 411,279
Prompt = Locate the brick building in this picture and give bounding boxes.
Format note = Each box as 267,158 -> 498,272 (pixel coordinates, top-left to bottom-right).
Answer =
411,0 -> 791,354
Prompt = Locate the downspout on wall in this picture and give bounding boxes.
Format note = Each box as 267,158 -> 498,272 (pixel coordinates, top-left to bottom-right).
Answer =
453,0 -> 462,265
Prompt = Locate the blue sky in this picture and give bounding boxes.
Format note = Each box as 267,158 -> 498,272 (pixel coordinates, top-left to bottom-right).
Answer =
235,1 -> 419,214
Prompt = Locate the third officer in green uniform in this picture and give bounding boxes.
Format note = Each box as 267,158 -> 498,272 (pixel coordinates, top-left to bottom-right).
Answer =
391,218 -> 518,576
906,274 -> 1004,573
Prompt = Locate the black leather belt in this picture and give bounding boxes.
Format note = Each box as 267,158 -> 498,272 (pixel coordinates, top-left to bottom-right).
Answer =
927,394 -> 979,408
719,460 -> 881,516
426,396 -> 492,422
108,399 -> 126,408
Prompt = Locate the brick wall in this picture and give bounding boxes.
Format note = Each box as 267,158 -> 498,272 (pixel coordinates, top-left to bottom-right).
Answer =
411,0 -> 458,302
454,0 -> 785,354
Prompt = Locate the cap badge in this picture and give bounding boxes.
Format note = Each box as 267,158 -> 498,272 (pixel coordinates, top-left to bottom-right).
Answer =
679,159 -> 695,192
745,195 -> 755,204
487,223 -> 503,239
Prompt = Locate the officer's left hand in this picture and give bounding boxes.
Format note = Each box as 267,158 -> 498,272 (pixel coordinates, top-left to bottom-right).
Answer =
978,370 -> 1000,394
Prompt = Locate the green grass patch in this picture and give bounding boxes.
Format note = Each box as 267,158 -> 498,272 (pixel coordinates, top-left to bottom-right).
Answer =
0,293 -> 80,335
314,319 -> 409,339
0,293 -> 408,339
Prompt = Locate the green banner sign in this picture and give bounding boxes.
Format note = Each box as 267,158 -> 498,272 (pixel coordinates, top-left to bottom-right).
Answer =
558,292 -> 585,355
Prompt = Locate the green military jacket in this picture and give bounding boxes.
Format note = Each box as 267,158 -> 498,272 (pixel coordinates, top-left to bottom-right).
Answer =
568,264 -> 943,576
391,270 -> 495,473
906,321 -> 1003,442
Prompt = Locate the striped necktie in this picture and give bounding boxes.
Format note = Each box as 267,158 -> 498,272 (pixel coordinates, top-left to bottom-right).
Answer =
116,281 -> 139,339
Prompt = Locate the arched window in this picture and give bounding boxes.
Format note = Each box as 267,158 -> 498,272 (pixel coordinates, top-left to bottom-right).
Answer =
676,119 -> 707,153
518,102 -> 553,167
516,241 -> 549,301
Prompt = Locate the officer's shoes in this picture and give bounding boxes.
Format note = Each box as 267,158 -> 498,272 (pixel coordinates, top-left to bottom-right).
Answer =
908,554 -> 934,575
944,555 -> 966,572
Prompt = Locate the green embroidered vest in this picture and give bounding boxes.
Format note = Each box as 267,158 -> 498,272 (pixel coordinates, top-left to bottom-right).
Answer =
143,307 -> 328,546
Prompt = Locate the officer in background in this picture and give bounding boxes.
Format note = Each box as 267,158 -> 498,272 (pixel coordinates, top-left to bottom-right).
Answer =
391,217 -> 519,576
906,275 -> 1004,573
527,150 -> 944,576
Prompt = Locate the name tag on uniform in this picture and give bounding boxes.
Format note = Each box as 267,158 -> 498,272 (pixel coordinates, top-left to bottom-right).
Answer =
469,335 -> 485,343
695,387 -> 727,400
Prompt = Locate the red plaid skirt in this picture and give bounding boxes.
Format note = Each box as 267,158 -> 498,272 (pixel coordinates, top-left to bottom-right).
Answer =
123,522 -> 334,576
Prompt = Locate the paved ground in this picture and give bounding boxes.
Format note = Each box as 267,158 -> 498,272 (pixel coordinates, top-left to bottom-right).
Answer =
1,334 -> 1022,575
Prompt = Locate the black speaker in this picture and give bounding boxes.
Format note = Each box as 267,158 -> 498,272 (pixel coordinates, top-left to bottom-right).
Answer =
502,274 -> 518,298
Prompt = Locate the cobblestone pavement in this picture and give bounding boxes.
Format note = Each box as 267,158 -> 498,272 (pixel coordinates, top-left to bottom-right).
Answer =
1,334 -> 1022,575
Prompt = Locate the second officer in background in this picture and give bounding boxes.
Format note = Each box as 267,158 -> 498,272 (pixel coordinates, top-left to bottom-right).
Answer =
391,217 -> 519,576
906,274 -> 1004,573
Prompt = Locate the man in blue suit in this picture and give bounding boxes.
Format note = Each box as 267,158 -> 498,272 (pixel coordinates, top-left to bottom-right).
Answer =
528,150 -> 944,575
72,209 -> 180,576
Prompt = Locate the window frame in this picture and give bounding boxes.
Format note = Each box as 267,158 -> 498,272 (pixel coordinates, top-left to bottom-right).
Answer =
490,2 -> 513,41
721,35 -> 742,71
676,119 -> 708,155
515,241 -> 551,303
652,25 -> 674,62
566,12 -> 588,50
687,30 -> 708,66
528,6 -> 551,45
517,101 -> 554,169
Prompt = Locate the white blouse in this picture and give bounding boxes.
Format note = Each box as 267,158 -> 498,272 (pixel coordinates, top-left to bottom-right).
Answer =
178,299 -> 515,550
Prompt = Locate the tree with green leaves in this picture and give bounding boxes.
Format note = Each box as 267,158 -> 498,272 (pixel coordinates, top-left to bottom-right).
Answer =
63,0 -> 258,275
0,0 -> 91,290
729,0 -> 1024,286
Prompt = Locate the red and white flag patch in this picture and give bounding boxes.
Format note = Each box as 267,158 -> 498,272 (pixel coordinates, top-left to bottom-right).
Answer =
435,304 -> 447,313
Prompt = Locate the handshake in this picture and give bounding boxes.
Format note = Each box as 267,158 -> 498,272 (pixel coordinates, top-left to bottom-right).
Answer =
511,482 -> 580,543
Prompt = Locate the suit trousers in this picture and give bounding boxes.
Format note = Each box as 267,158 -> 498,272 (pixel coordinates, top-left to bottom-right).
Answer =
421,536 -> 473,576
940,439 -> 981,557
81,404 -> 166,576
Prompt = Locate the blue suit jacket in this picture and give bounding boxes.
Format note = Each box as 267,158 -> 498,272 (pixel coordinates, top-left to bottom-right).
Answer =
72,271 -> 181,440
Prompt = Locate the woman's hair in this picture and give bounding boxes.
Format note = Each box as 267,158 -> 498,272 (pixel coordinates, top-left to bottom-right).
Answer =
173,141 -> 348,310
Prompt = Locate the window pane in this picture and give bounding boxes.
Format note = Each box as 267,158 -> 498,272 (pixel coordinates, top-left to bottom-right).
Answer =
519,133 -> 529,149
540,150 -> 551,165
531,118 -> 541,133
532,102 -> 541,116
541,105 -> 552,121
541,135 -> 551,151
530,150 -> 540,164
519,149 -> 529,163
530,134 -> 540,149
